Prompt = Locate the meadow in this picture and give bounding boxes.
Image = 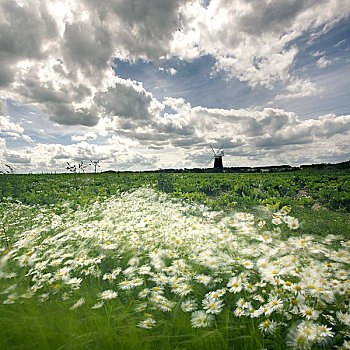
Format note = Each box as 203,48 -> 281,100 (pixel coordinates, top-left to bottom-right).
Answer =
0,170 -> 349,349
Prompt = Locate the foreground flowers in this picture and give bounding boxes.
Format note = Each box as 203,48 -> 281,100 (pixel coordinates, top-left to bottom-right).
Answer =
0,187 -> 349,349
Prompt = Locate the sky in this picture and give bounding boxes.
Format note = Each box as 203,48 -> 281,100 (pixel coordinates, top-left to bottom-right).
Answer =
1,0 -> 350,173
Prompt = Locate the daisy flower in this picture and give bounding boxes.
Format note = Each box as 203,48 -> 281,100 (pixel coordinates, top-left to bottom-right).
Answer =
202,297 -> 224,315
138,288 -> 150,299
91,301 -> 104,309
118,279 -> 135,290
172,283 -> 192,296
138,318 -> 156,329
191,310 -> 214,328
138,265 -> 152,275
299,306 -> 320,321
99,290 -> 118,300
70,297 -> 85,310
316,324 -> 334,338
287,217 -> 300,230
181,299 -> 197,312
259,319 -> 277,335
195,274 -> 212,286
3,294 -> 17,304
227,276 -> 243,293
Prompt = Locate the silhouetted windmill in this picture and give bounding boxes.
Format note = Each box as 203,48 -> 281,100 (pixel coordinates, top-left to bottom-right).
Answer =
89,160 -> 100,173
208,145 -> 224,171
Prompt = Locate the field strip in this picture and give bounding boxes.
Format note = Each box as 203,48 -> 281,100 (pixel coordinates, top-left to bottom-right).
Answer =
1,186 -> 349,349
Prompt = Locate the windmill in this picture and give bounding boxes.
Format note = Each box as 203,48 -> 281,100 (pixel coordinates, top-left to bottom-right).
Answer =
89,160 -> 100,173
208,145 -> 224,171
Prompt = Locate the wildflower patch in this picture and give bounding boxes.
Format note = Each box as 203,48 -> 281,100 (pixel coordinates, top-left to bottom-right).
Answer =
0,187 -> 349,349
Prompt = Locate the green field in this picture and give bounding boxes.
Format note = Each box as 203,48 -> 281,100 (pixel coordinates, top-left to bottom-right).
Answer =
0,171 -> 349,349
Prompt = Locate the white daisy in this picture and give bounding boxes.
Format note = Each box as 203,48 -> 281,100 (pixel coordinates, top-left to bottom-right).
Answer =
191,310 -> 214,328
99,290 -> 118,300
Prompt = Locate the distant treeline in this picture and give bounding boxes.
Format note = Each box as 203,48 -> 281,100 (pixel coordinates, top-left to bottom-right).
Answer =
102,159 -> 350,174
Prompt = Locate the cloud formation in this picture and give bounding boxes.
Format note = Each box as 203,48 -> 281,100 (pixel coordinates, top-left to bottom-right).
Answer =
171,0 -> 350,87
94,95 -> 350,166
0,0 -> 349,172
71,132 -> 97,142
274,79 -> 318,100
1,0 -> 349,129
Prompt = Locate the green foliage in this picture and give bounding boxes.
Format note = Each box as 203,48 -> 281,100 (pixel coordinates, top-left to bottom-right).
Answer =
157,173 -> 175,193
1,170 -> 349,239
1,170 -> 349,212
0,171 -> 349,350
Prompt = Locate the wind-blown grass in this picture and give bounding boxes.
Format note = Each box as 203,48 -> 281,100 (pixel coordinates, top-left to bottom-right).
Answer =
0,187 -> 349,349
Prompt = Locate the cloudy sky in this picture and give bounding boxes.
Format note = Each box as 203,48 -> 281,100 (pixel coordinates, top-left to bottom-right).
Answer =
1,0 -> 350,173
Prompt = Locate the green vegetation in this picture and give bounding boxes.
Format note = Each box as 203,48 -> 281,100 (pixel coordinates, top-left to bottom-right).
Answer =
0,170 -> 349,349
1,170 -> 349,211
1,170 -> 349,238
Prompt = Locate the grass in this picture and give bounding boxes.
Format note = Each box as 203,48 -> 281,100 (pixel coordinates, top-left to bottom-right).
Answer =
291,206 -> 350,239
0,300 -> 273,350
0,172 -> 349,349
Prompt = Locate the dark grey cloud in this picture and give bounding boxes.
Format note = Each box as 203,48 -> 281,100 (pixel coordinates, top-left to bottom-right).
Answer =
2,0 -> 179,127
0,0 -> 349,171
62,21 -> 113,77
171,135 -> 206,148
239,0 -> 311,35
17,75 -> 70,105
243,109 -> 297,137
254,133 -> 312,148
83,0 -> 186,60
0,0 -> 57,86
48,104 -> 99,127
4,151 -> 31,164
0,64 -> 14,87
1,0 -> 349,130
95,80 -> 157,120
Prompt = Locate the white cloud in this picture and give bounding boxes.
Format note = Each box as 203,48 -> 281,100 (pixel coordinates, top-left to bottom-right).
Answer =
317,56 -> 332,68
22,134 -> 34,143
1,103 -> 349,171
71,132 -> 97,142
1,0 -> 177,127
274,78 -> 318,100
1,0 -> 349,130
97,95 -> 350,166
311,50 -> 326,57
334,39 -> 346,47
0,0 -> 349,171
170,0 -> 350,87
0,115 -> 24,134
166,68 -> 177,76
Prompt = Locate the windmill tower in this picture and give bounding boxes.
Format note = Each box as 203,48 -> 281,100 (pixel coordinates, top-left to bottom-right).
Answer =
209,145 -> 224,171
